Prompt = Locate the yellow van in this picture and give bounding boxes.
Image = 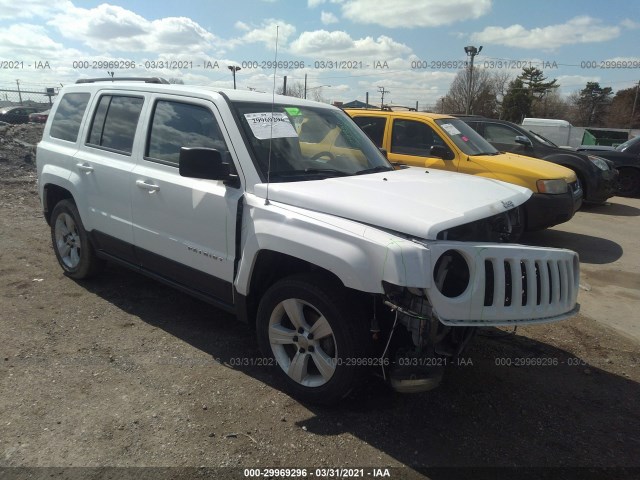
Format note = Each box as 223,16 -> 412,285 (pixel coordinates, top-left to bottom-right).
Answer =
345,109 -> 582,231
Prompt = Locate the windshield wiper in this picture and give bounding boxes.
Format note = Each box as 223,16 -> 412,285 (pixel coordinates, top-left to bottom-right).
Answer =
355,165 -> 394,175
270,168 -> 351,178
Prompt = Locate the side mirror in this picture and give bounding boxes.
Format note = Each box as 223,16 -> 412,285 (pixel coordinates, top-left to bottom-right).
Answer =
179,147 -> 230,180
515,135 -> 532,147
430,145 -> 454,160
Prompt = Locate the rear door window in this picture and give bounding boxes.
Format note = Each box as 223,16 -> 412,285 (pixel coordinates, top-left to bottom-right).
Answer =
87,95 -> 144,154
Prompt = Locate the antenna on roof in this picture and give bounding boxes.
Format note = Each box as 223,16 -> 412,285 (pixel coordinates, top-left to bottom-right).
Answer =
265,25 -> 279,206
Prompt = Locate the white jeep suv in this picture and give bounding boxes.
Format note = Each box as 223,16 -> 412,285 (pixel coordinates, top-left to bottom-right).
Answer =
37,78 -> 580,404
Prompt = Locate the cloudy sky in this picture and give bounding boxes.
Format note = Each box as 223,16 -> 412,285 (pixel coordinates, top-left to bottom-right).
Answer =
1,0 -> 639,107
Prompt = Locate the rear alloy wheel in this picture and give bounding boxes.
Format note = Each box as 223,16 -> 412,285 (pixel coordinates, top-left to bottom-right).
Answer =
50,200 -> 104,279
617,168 -> 640,197
256,274 -> 366,404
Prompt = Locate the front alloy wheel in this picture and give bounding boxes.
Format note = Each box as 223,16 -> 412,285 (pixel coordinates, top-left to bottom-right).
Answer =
257,274 -> 366,404
268,298 -> 338,387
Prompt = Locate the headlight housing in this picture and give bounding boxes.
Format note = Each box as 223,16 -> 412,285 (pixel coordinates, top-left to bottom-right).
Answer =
536,179 -> 568,194
588,155 -> 610,171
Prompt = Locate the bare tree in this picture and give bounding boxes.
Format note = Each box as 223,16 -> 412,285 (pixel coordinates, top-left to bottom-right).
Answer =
277,81 -> 304,98
276,81 -> 328,103
440,68 -> 500,117
491,71 -> 512,118
533,90 -> 569,119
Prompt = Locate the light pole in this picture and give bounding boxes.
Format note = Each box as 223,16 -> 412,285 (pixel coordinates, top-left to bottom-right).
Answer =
464,45 -> 482,114
228,65 -> 241,89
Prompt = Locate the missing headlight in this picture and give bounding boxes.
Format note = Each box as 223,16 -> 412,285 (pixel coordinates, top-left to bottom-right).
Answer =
436,207 -> 522,242
434,249 -> 470,298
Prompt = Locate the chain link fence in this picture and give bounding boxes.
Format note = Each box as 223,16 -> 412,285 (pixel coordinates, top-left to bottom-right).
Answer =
0,83 -> 59,124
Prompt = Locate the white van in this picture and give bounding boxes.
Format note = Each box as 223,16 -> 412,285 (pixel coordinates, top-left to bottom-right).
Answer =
521,118 -> 584,148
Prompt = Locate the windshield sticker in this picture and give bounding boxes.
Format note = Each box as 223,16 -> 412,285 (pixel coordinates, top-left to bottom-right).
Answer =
440,123 -> 461,136
244,112 -> 298,140
284,107 -> 301,116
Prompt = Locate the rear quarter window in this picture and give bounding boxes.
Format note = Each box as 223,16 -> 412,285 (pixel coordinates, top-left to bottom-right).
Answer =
49,92 -> 91,142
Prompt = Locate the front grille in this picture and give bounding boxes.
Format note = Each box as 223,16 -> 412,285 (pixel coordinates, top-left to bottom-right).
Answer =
426,243 -> 580,326
482,258 -> 574,309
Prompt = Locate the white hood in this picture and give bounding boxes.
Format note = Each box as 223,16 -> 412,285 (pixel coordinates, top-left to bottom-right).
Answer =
253,167 -> 532,239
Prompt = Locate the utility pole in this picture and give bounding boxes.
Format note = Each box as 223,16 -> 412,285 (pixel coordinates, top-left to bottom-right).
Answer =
464,45 -> 482,114
304,73 -> 307,99
630,80 -> 640,130
283,75 -> 287,96
16,79 -> 22,105
378,86 -> 389,108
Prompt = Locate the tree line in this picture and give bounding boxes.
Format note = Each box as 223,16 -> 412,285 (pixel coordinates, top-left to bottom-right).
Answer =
438,66 -> 639,129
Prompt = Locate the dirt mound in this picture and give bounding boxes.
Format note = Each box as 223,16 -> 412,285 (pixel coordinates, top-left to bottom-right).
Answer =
0,123 -> 44,179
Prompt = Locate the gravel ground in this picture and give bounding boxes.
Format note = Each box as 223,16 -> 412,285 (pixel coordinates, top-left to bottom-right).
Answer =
0,124 -> 639,480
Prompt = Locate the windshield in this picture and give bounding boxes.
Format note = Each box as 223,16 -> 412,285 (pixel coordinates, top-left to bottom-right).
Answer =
232,101 -> 392,182
616,136 -> 640,152
434,118 -> 499,156
529,130 -> 558,147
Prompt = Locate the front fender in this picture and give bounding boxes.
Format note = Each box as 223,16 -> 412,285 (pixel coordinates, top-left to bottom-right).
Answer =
234,195 -> 433,295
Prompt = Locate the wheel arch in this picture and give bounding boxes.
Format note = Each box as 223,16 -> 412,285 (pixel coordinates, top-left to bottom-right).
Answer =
542,152 -> 593,196
42,183 -> 74,226
239,250 -> 369,329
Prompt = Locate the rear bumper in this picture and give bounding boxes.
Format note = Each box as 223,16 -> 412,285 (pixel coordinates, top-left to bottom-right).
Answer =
524,190 -> 580,231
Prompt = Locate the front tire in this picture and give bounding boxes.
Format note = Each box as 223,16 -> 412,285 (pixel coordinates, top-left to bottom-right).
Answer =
50,200 -> 104,279
617,168 -> 640,197
256,274 -> 366,405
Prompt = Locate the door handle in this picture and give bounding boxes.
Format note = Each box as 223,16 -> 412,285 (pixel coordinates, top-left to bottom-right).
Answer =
76,163 -> 94,173
136,179 -> 160,194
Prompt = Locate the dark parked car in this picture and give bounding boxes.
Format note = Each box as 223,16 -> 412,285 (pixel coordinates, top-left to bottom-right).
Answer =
29,109 -> 50,124
456,116 -> 619,204
0,106 -> 41,124
578,136 -> 640,196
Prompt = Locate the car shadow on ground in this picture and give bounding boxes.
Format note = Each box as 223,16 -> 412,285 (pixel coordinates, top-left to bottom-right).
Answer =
81,265 -> 640,478
521,229 -> 623,264
581,201 -> 640,217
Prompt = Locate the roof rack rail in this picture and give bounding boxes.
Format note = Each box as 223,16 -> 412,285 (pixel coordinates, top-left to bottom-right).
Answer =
75,77 -> 170,84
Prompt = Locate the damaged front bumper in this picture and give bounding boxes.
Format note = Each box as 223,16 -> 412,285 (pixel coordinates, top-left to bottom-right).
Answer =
378,241 -> 580,392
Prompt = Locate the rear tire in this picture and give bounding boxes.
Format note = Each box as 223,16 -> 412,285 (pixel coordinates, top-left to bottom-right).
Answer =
50,200 -> 104,279
256,274 -> 367,405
